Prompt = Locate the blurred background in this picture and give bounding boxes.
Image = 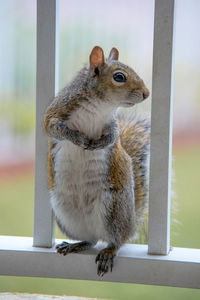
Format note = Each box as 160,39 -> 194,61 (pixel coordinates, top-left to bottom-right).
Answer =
0,0 -> 200,299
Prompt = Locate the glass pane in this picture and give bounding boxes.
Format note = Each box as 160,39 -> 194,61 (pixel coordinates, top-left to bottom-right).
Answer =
0,0 -> 200,299
172,0 -> 200,248
0,0 -> 36,237
56,0 -> 154,241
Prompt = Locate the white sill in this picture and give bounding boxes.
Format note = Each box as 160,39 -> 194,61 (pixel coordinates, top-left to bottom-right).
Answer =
0,235 -> 200,288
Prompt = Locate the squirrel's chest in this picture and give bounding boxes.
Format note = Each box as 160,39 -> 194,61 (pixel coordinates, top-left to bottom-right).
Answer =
51,140 -> 111,241
52,140 -> 110,210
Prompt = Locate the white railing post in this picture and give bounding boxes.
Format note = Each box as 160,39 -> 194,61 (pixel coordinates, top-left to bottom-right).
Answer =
34,0 -> 58,247
148,0 -> 176,254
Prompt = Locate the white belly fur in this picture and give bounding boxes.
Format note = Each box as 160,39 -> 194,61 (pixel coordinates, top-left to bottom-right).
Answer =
50,140 -> 112,242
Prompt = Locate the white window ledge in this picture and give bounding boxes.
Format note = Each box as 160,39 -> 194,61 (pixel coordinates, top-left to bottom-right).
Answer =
0,293 -> 97,300
0,236 -> 200,288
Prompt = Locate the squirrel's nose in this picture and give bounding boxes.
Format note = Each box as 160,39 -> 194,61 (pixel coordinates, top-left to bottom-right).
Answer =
143,88 -> 150,100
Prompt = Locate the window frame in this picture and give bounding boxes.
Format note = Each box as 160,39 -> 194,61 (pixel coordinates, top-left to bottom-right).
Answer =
1,0 -> 200,289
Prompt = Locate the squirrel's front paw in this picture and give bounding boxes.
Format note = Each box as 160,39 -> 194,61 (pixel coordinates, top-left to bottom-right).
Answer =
55,121 -> 66,132
95,247 -> 116,276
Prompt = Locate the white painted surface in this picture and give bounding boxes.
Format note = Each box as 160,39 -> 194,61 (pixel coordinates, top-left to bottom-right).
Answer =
34,0 -> 58,247
0,236 -> 200,288
148,0 -> 176,255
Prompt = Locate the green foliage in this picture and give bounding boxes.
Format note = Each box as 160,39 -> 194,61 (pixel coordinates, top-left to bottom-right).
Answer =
0,174 -> 34,237
0,99 -> 35,135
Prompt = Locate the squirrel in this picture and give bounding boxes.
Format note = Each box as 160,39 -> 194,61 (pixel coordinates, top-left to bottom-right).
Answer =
44,46 -> 150,276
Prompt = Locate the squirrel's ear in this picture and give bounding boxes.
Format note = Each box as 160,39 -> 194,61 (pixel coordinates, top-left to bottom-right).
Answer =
108,47 -> 119,61
89,46 -> 104,75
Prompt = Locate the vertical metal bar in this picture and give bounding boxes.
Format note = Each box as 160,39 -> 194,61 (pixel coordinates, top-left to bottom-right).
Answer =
148,0 -> 176,255
34,0 -> 58,247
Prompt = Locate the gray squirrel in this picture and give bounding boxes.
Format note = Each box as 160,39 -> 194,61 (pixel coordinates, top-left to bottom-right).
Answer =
44,46 -> 150,276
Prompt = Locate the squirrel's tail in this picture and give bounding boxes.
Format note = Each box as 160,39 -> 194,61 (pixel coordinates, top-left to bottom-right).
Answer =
118,111 -> 150,243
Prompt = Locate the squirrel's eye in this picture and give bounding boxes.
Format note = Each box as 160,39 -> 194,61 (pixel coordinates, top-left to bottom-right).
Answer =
113,72 -> 127,83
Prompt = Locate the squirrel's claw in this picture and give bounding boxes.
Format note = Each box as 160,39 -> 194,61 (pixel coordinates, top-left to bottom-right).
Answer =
95,248 -> 116,276
56,241 -> 71,255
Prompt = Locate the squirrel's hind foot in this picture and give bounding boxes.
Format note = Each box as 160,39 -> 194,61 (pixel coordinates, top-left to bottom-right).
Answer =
95,246 -> 117,277
56,241 -> 94,255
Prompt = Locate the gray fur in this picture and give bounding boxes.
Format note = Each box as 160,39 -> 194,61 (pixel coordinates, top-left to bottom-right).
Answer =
52,118 -> 119,150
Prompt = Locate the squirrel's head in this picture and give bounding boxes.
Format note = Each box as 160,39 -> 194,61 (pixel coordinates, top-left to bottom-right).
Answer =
88,46 -> 149,107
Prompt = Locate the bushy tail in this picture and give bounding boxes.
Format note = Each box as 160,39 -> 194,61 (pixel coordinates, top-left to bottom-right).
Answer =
118,111 -> 179,244
117,111 -> 150,243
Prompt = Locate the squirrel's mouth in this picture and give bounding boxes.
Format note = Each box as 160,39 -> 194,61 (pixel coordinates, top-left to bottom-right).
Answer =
127,89 -> 145,103
120,94 -> 144,107
122,101 -> 135,107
